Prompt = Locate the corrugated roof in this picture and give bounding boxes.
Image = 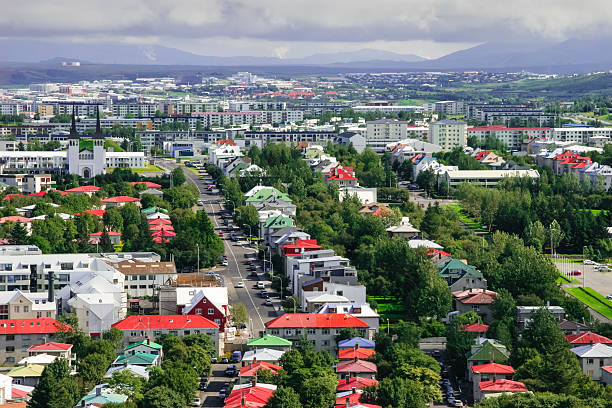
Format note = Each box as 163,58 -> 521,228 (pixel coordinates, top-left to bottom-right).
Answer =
265,313 -> 368,329
112,314 -> 218,330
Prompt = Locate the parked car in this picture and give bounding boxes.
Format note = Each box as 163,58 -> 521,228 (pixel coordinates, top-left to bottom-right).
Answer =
257,281 -> 265,289
265,298 -> 272,306
231,351 -> 242,363
219,388 -> 227,399
222,259 -> 228,266
584,259 -> 597,265
452,401 -> 464,407
606,294 -> 612,300
569,269 -> 582,275
220,357 -> 229,364
191,398 -> 201,407
225,364 -> 237,376
211,357 -> 218,364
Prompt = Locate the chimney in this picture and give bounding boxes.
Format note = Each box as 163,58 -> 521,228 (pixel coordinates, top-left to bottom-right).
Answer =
251,376 -> 257,387
345,397 -> 350,408
47,272 -> 54,302
253,357 -> 256,364
354,356 -> 358,362
354,344 -> 358,351
147,339 -> 150,345
96,387 -> 101,396
241,397 -> 246,406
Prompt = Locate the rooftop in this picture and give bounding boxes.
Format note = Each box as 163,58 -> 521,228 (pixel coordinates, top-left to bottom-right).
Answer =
265,313 -> 368,329
112,314 -> 218,330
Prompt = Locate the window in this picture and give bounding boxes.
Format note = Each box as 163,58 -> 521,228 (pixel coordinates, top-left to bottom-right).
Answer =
139,275 -> 147,280
13,306 -> 19,313
59,274 -> 69,282
169,330 -> 178,336
60,263 -> 73,270
322,328 -> 330,335
130,285 -> 137,289
45,312 -> 51,318
588,358 -> 594,365
214,319 -> 221,325
5,346 -> 14,352
6,335 -> 14,341
154,330 -> 162,336
308,328 -> 316,335
139,285 -> 146,289
23,306 -> 28,313
208,308 -> 214,315
195,308 -> 202,315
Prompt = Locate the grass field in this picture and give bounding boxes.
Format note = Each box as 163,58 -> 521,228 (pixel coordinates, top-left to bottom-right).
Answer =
132,164 -> 164,172
566,287 -> 612,320
447,204 -> 488,233
556,274 -> 582,285
368,296 -> 406,322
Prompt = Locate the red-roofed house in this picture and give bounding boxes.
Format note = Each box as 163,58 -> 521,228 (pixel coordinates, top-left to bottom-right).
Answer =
224,383 -> 276,408
336,358 -> 377,379
550,150 -> 592,176
88,231 -> 122,245
66,185 -> 101,196
475,379 -> 527,402
335,391 -> 381,408
471,362 -> 515,393
265,313 -> 368,354
27,342 -> 73,362
0,319 -> 69,364
459,323 -> 489,334
75,209 -> 106,217
111,315 -> 219,350
602,366 -> 612,386
29,190 -> 67,197
130,181 -> 162,188
336,376 -> 378,392
101,196 -> 141,208
338,346 -> 376,361
239,361 -> 282,382
281,239 -> 323,257
2,194 -> 28,201
326,165 -> 358,187
452,289 -> 498,324
212,139 -> 237,147
566,331 -> 612,345
0,217 -> 32,234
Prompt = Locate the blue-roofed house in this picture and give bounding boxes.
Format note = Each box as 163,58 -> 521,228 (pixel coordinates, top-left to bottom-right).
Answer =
338,337 -> 375,350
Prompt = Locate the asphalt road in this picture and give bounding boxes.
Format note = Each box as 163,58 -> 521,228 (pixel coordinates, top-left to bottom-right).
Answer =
158,159 -> 277,338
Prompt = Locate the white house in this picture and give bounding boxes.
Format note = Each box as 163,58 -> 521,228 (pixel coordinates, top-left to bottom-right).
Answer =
67,293 -> 122,337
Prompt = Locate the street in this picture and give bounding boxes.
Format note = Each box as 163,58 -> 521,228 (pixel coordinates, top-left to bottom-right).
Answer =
157,159 -> 277,338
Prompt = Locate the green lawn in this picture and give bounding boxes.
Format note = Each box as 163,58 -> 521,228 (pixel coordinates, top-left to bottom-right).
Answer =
447,204 -> 488,232
132,164 -> 164,172
556,274 -> 581,285
566,287 -> 612,320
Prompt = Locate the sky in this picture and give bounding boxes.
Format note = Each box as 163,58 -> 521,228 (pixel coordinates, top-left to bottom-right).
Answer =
1,0 -> 611,59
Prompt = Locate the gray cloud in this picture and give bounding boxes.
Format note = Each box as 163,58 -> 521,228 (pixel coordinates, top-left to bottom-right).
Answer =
0,1 -> 610,56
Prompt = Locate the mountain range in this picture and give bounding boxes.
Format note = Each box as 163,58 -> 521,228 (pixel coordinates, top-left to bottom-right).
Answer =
2,39 -> 612,73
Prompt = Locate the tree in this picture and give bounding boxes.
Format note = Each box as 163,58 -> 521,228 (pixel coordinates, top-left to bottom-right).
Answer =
265,386 -> 302,408
28,358 -> 81,408
78,353 -> 110,389
107,370 -> 145,401
446,312 -> 482,377
548,219 -> 564,256
520,308 -> 569,355
230,304 -> 248,326
10,222 -> 29,244
300,374 -> 337,408
142,386 -> 185,408
370,377 -> 427,408
100,230 -> 115,252
236,204 -> 259,235
171,167 -> 186,186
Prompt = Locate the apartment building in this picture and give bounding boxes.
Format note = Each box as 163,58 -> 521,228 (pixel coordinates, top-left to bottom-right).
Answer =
467,125 -> 552,150
111,315 -> 219,350
109,259 -> 177,297
265,313 -> 368,354
67,293 -> 121,337
111,103 -> 157,117
441,169 -> 540,188
0,174 -> 56,194
551,127 -> 612,144
191,111 -> 263,127
260,110 -> 304,123
365,119 -> 409,151
0,318 -> 68,364
430,120 -> 468,151
229,101 -> 287,112
422,101 -> 467,115
470,105 -> 554,125
241,131 -> 336,149
0,290 -> 56,320
171,102 -> 218,115
136,130 -> 226,152
286,250 -> 358,296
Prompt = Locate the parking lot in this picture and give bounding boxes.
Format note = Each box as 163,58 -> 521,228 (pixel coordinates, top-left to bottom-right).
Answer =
554,261 -> 612,298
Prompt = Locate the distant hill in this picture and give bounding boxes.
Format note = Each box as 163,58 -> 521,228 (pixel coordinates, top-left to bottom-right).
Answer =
0,40 -> 425,67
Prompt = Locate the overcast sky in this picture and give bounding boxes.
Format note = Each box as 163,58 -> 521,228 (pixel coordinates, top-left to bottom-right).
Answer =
1,0 -> 610,59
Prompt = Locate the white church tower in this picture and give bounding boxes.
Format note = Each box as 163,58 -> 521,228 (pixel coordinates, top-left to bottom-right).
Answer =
67,104 -> 80,176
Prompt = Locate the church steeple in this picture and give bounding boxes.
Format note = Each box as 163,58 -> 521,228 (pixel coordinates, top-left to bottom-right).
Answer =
69,103 -> 79,139
94,105 -> 103,139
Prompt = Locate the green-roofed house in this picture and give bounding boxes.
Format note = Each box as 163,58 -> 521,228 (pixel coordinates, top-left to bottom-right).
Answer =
141,206 -> 168,214
78,389 -> 128,406
8,363 -> 45,387
112,352 -> 160,367
439,258 -> 487,292
467,340 -> 510,380
246,187 -> 292,204
124,339 -> 163,359
247,334 -> 292,351
261,214 -> 294,245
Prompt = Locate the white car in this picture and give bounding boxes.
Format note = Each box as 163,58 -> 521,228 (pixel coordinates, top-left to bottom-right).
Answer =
191,398 -> 201,407
583,259 -> 595,265
235,281 -> 245,288
256,281 -> 265,289
606,294 -> 612,300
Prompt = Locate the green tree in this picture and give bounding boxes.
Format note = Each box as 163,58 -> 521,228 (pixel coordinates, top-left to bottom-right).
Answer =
230,304 -> 248,326
265,386 -> 302,408
142,386 -> 185,408
10,222 -> 29,244
100,230 -> 115,252
107,370 -> 145,401
28,358 -> 81,408
300,374 -> 337,408
171,167 -> 186,186
78,353 -> 110,389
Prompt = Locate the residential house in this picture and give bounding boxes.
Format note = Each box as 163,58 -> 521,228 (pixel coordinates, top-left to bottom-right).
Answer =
77,388 -> 128,407
0,319 -> 69,365
301,282 -> 366,312
101,196 -> 141,208
280,239 -> 323,258
452,289 -> 498,324
467,340 -> 510,378
238,362 -> 282,383
27,342 -> 73,363
358,203 -> 390,217
265,313 -> 369,355
138,188 -> 164,198
65,185 -> 101,197
601,366 -> 612,386
336,377 -> 378,393
471,363 -> 515,398
439,259 -> 487,292
408,239 -> 444,250
338,346 -> 376,361
338,337 -> 375,350
260,215 -> 294,246
104,364 -> 150,380
325,165 -> 358,188
124,339 -> 163,358
566,332 -> 612,345
88,231 -> 121,246
336,358 -> 377,380
339,186 -> 378,205
253,197 -> 297,217
209,144 -> 242,170
110,259 -> 177,298
242,348 -> 285,364
476,379 -> 528,402
316,303 -> 380,337
163,287 -> 230,332
246,334 -> 292,352
111,315 -> 219,351
112,352 -> 160,368
334,132 -> 367,153
570,343 -> 612,381
559,319 -> 590,335
516,306 -> 565,331
0,290 -> 56,320
18,353 -> 56,366
334,391 -> 382,408
223,382 -> 276,408
385,217 -> 420,239
6,364 -> 44,387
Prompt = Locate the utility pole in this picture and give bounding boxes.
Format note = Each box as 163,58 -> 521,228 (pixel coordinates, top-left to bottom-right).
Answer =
196,243 -> 200,273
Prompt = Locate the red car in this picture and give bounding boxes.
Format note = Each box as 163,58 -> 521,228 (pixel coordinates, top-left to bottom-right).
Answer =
569,270 -> 582,276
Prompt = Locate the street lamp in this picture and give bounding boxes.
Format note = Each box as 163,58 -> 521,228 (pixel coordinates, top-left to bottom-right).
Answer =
290,296 -> 297,313
386,318 -> 390,334
196,243 -> 200,273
